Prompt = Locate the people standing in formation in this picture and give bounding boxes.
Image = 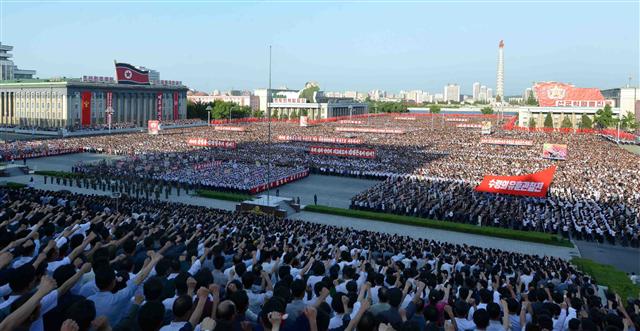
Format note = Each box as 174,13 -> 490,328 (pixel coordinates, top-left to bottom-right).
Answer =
2,115 -> 639,245
0,187 -> 638,331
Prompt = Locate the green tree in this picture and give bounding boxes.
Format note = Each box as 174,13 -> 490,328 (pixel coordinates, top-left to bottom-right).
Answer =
299,86 -> 320,103
272,109 -> 279,119
290,110 -> 299,119
252,109 -> 264,118
620,113 -> 638,131
560,116 -> 573,129
526,93 -> 538,106
429,105 -> 441,114
300,109 -> 308,116
480,107 -> 494,115
186,100 -> 211,120
528,117 -> 537,128
543,113 -> 554,128
594,104 -> 615,128
579,114 -> 593,129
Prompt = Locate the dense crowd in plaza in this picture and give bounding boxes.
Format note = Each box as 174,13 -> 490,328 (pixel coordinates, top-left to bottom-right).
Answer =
0,115 -> 638,244
0,186 -> 638,331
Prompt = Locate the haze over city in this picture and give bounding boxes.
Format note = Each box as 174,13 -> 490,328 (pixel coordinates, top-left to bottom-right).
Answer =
1,0 -> 638,94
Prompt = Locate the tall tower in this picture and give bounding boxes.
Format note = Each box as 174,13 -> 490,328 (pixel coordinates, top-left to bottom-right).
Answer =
496,40 -> 505,101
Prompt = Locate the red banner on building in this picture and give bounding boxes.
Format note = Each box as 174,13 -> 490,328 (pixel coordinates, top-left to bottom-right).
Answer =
480,138 -> 534,146
533,82 -> 606,107
106,91 -> 113,108
156,92 -> 163,121
187,139 -> 237,149
173,92 -> 179,120
335,127 -> 405,134
475,166 -> 557,198
277,135 -> 363,144
81,91 -> 91,127
214,126 -> 247,132
309,146 -> 376,159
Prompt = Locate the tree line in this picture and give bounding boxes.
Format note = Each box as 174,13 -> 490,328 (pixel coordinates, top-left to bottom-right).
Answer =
527,105 -> 638,130
187,100 -> 261,121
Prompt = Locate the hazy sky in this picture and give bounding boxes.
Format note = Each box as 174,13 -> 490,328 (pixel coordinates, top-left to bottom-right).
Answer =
1,0 -> 638,95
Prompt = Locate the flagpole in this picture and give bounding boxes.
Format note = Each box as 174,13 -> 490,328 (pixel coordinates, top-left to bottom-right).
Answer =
267,45 -> 272,207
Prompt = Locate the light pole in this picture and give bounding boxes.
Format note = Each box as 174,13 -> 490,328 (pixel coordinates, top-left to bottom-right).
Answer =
206,105 -> 212,126
349,105 -> 353,120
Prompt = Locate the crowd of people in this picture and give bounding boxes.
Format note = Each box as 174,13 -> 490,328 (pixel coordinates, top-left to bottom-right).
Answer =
350,176 -> 639,247
0,186 -> 638,331
71,151 -> 309,194
0,115 -> 638,244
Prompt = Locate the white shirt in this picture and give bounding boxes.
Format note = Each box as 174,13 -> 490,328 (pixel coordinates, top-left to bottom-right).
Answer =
29,290 -> 59,331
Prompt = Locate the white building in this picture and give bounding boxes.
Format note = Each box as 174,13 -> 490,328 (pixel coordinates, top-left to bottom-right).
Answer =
0,43 -> 36,80
444,84 -> 460,102
472,82 -> 480,101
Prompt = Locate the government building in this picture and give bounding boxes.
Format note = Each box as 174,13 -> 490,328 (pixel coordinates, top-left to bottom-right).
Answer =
0,76 -> 188,129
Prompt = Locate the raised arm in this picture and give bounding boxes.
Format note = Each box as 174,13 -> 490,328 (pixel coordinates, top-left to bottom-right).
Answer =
0,276 -> 57,331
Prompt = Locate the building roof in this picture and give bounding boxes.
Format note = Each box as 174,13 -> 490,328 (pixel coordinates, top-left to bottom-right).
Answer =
533,82 -> 604,107
0,78 -> 188,91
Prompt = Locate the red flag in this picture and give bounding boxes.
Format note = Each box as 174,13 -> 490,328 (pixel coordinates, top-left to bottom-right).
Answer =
81,91 -> 91,127
474,166 -> 557,198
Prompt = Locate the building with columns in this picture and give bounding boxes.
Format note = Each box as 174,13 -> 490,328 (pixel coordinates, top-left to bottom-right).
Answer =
0,78 -> 187,129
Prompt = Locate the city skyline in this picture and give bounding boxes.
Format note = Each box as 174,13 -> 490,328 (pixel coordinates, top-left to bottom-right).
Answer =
1,1 -> 638,94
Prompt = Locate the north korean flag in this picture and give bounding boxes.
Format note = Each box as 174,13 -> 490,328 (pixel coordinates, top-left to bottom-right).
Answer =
115,62 -> 150,85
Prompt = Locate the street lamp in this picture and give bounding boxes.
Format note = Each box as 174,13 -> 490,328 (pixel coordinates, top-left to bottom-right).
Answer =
349,105 -> 353,119
206,105 -> 212,126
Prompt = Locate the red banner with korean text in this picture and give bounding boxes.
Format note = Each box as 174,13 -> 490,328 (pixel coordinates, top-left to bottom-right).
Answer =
309,146 -> 376,159
81,91 -> 91,126
277,135 -> 363,144
480,138 -> 534,146
156,92 -> 163,121
173,92 -> 179,120
187,139 -> 237,149
106,91 -> 113,126
335,127 -> 405,134
214,126 -> 247,132
475,166 -> 557,198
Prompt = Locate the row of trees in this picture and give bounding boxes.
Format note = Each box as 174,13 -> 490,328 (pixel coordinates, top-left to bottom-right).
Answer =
187,100 -> 258,121
527,105 -> 638,130
365,100 -> 408,113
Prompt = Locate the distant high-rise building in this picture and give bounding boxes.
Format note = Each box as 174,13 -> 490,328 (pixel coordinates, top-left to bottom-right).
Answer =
434,93 -> 444,103
496,40 -> 505,100
444,84 -> 460,102
487,88 -> 493,100
0,43 -> 36,80
523,87 -> 533,101
472,82 -> 480,101
479,85 -> 488,102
